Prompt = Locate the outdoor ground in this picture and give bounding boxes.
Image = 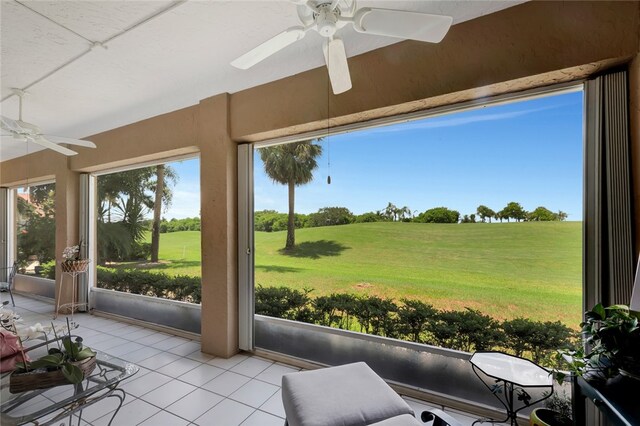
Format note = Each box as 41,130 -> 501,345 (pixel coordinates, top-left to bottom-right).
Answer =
130,221 -> 581,326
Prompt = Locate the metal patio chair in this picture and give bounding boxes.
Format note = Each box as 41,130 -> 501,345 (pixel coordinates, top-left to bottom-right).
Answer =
0,262 -> 18,307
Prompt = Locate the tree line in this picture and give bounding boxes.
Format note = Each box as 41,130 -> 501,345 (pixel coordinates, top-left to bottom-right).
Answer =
255,201 -> 568,232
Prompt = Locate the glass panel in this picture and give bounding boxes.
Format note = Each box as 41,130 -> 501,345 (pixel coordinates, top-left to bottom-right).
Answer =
253,90 -> 584,368
16,183 -> 56,280
95,158 -> 201,303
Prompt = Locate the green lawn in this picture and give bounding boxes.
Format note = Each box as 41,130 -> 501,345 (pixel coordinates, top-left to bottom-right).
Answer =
254,222 -> 582,326
125,221 -> 581,326
133,230 -> 202,276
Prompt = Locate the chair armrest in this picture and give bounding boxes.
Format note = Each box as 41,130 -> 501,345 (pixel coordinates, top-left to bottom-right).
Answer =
420,408 -> 463,426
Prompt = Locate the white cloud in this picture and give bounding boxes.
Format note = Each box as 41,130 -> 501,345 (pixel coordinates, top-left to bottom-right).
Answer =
363,103 -> 565,135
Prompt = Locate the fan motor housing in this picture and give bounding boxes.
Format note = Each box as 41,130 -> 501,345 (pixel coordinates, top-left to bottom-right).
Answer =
315,4 -> 340,37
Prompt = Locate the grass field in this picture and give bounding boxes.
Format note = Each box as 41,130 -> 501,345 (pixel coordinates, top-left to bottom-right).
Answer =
128,221 -> 581,326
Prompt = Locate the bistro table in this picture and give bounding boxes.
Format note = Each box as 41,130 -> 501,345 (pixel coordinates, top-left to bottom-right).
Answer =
1,352 -> 138,426
469,351 -> 553,425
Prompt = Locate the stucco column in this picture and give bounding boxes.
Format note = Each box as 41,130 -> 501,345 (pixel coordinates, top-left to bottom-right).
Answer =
198,94 -> 239,357
54,164 -> 80,314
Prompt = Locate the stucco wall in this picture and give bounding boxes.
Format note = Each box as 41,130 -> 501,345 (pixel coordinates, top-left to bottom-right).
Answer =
1,1 -> 639,356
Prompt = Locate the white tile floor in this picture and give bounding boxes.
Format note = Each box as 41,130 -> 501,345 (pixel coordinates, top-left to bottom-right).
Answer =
3,294 -> 478,426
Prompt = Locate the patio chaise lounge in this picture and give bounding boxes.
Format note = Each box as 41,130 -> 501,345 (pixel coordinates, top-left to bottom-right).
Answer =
281,362 -> 461,426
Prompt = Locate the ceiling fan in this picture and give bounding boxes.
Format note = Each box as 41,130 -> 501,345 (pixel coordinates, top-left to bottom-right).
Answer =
1,89 -> 96,156
231,0 -> 453,95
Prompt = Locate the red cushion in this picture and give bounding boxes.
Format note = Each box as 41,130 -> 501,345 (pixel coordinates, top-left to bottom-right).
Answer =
0,329 -> 30,373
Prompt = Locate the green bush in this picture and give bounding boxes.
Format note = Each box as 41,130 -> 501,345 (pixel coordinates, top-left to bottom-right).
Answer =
130,242 -> 151,261
97,267 -> 201,303
354,212 -> 387,223
254,285 -> 313,321
307,207 -> 354,227
39,260 -> 56,279
414,207 -> 460,224
397,299 -> 437,343
160,217 -> 201,233
354,296 -> 399,338
254,210 -> 308,232
502,317 -> 539,357
312,293 -> 359,329
430,309 -> 507,351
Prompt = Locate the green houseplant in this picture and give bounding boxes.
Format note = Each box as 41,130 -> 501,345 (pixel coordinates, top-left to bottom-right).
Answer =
530,391 -> 573,426
555,304 -> 640,382
10,319 -> 96,393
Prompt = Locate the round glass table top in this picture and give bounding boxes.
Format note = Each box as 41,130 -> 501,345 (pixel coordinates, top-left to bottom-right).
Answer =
470,352 -> 552,387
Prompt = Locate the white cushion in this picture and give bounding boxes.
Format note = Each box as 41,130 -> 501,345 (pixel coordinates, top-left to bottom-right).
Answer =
369,414 -> 422,426
282,362 -> 414,426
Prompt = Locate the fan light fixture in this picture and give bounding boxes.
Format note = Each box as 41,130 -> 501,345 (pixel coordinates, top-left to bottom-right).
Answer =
1,89 -> 97,157
231,0 -> 452,95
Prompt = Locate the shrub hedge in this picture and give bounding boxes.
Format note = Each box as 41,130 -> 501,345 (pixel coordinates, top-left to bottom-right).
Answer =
255,285 -> 576,366
97,267 -> 201,303
95,269 -> 574,365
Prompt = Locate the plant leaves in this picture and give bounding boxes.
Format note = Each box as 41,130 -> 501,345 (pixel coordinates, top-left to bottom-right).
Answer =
61,363 -> 84,384
29,353 -> 64,369
591,304 -> 606,320
13,362 -> 27,373
75,347 -> 96,360
62,337 -> 78,358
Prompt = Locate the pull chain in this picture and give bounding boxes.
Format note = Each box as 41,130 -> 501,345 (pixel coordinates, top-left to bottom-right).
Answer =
327,139 -> 331,184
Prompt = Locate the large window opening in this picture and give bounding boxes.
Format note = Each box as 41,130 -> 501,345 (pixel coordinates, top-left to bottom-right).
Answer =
253,89 -> 584,367
95,157 -> 201,303
16,182 -> 56,280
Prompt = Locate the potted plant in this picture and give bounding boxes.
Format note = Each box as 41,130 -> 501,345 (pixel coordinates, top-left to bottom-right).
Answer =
530,391 -> 573,426
555,304 -> 640,382
61,243 -> 90,273
9,319 -> 96,393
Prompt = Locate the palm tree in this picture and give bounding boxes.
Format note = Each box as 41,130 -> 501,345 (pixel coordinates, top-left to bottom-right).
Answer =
398,206 -> 411,221
383,202 -> 398,221
259,140 -> 322,249
151,165 -> 165,263
150,165 -> 178,262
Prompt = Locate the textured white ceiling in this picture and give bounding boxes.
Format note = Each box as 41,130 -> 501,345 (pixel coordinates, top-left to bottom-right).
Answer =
0,0 -> 525,161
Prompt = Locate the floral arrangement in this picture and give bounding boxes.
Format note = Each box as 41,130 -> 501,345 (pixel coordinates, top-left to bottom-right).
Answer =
0,301 -> 21,329
61,241 -> 89,272
62,245 -> 80,261
13,318 -> 96,385
1,303 -> 73,373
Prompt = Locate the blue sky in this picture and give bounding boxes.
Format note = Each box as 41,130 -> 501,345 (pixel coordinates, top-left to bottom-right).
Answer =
163,157 -> 200,219
166,90 -> 584,221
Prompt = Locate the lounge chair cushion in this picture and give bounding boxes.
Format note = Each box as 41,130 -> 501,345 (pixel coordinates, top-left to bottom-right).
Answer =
370,414 -> 423,425
282,362 -> 415,426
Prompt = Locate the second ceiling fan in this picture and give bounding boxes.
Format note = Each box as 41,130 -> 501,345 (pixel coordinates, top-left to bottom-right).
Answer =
231,0 -> 453,95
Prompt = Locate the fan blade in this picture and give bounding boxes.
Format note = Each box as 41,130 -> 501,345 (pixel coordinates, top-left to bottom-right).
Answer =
323,38 -> 352,95
1,115 -> 23,134
31,136 -> 78,156
231,26 -> 307,69
43,135 -> 96,148
352,8 -> 452,43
